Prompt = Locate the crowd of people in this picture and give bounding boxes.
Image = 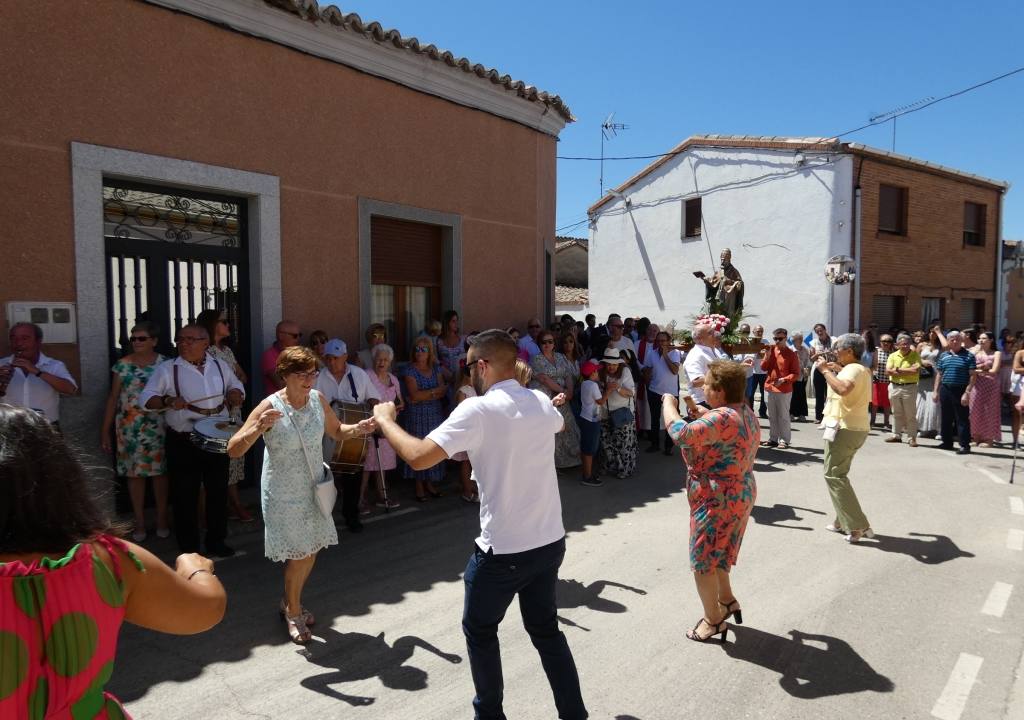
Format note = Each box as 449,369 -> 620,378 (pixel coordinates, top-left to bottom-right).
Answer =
0,308 -> 1017,717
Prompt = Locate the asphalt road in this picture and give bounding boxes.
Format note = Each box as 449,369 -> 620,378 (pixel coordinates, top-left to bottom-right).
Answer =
110,418 -> 1024,720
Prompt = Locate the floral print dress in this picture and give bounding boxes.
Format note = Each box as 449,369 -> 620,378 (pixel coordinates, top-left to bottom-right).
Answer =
0,535 -> 143,719
112,355 -> 167,477
668,404 -> 760,574
530,352 -> 582,468
402,365 -> 446,483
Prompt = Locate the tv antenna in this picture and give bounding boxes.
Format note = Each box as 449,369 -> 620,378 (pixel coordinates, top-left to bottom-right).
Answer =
600,113 -> 628,197
869,96 -> 934,152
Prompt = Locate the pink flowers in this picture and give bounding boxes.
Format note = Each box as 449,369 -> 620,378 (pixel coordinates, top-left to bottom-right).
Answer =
696,313 -> 730,334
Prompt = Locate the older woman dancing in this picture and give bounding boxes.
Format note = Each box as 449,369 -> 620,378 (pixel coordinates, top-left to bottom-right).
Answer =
663,359 -> 759,644
815,333 -> 874,543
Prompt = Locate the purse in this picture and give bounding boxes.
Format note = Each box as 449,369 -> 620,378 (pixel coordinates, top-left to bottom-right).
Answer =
288,396 -> 337,519
609,406 -> 634,429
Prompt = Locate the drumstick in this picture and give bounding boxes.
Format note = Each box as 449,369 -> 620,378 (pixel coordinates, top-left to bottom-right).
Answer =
187,393 -> 225,404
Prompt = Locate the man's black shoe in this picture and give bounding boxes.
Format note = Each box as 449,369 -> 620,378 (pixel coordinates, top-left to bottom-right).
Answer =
956,447 -> 971,455
206,544 -> 236,558
939,444 -> 955,450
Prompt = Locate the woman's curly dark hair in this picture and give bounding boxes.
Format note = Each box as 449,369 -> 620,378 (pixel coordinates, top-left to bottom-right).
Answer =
0,404 -> 115,552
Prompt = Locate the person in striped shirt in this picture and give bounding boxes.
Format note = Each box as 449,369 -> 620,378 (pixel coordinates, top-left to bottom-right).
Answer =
933,331 -> 977,455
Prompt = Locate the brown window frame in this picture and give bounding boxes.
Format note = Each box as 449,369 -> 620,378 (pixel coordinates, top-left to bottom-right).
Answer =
963,202 -> 986,247
683,197 -> 702,238
878,184 -> 908,236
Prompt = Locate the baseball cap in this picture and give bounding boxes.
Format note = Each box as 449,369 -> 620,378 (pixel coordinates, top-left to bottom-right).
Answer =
580,361 -> 600,377
323,339 -> 347,357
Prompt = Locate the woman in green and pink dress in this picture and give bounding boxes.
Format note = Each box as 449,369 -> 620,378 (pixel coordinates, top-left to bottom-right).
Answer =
662,359 -> 759,644
0,405 -> 226,719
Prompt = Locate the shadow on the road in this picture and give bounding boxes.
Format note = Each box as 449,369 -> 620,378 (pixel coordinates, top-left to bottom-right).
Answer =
852,532 -> 975,565
755,446 -> 823,466
556,579 -> 647,631
724,626 -> 894,698
298,628 -> 461,706
750,503 -> 826,531
111,460 -> 685,703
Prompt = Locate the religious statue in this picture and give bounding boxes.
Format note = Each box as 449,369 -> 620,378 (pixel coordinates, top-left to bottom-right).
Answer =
693,248 -> 744,316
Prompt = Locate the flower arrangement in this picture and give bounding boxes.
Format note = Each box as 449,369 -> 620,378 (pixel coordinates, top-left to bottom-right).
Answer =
695,313 -> 730,335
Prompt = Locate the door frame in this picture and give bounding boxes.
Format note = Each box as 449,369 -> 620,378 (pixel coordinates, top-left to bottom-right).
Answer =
69,142 -> 281,441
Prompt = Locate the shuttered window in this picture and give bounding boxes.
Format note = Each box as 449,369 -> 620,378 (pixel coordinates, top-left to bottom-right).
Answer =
871,295 -> 904,331
959,298 -> 985,327
963,202 -> 986,247
371,217 -> 443,286
878,184 -> 907,235
683,198 -> 702,238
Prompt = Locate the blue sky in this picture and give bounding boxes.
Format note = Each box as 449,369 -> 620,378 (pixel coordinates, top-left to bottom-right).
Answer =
357,0 -> 1024,239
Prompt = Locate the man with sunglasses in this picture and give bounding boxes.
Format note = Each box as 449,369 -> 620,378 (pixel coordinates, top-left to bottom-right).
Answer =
517,317 -> 544,361
373,329 -> 588,720
140,324 -> 245,556
0,322 -> 78,426
761,327 -> 801,449
261,320 -> 302,393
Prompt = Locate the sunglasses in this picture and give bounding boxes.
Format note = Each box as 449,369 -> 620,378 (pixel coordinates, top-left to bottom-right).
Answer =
881,340 -> 894,343
129,335 -> 151,342
414,346 -> 430,353
610,324 -> 624,328
312,339 -> 326,346
466,358 -> 484,371
773,336 -> 787,341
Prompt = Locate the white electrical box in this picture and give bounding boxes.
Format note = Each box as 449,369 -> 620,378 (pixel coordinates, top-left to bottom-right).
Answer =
6,302 -> 78,344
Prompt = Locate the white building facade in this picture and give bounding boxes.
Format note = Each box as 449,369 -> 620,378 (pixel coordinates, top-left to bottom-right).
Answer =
588,137 -> 855,335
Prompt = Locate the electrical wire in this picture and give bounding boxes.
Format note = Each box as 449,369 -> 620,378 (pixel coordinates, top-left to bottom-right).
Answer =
556,64 -> 1024,162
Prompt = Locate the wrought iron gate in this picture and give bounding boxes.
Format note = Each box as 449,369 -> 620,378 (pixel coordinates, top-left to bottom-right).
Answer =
103,179 -> 250,364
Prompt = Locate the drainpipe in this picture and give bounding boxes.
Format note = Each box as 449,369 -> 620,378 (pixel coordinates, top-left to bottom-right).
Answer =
995,190 -> 1005,331
853,187 -> 862,332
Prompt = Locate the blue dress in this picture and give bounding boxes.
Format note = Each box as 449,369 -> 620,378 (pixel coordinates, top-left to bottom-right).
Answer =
402,365 -> 446,482
261,389 -> 339,562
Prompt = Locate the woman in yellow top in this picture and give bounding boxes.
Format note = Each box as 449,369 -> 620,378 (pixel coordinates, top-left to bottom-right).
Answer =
815,333 -> 875,543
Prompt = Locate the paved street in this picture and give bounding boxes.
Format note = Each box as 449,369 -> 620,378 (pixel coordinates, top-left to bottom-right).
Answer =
111,419 -> 1024,720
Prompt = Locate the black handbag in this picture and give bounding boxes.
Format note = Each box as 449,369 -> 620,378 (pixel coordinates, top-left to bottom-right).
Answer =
609,406 -> 634,429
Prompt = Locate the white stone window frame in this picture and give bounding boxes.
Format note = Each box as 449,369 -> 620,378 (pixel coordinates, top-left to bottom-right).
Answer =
68,142 -> 281,435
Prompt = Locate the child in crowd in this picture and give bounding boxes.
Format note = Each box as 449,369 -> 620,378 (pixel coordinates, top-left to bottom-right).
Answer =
452,363 -> 479,503
578,361 -> 605,487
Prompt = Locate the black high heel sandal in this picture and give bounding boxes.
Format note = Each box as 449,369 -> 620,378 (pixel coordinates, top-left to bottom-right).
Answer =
686,617 -> 728,644
719,599 -> 743,625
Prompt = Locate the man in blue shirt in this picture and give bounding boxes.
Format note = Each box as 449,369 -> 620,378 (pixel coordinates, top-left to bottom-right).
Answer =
933,331 -> 977,454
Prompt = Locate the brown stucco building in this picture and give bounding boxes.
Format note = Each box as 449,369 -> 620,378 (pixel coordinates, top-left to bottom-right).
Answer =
0,0 -> 572,439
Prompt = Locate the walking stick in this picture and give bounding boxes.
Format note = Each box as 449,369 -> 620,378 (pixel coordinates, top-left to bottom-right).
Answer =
1011,431 -> 1019,485
371,433 -> 391,511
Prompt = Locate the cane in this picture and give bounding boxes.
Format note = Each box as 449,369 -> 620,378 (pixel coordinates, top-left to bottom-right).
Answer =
371,434 -> 391,511
1011,431 -> 1020,485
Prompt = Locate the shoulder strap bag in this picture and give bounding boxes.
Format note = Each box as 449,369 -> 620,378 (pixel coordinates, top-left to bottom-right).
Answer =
279,393 -> 337,519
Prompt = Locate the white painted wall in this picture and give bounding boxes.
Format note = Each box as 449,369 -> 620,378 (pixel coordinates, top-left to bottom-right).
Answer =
588,147 -> 855,336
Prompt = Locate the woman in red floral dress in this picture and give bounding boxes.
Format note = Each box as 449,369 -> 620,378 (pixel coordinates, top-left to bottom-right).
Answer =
663,359 -> 759,643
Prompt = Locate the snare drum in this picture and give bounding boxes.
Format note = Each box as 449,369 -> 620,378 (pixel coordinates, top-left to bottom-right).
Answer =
330,401 -> 370,473
190,417 -> 241,454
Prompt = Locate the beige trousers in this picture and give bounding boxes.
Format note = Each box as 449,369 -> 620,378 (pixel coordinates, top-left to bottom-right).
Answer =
888,383 -> 918,440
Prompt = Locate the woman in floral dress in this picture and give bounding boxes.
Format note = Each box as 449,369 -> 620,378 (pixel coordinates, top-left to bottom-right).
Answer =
101,320 -> 169,541
530,330 -> 582,468
436,310 -> 465,408
361,343 -> 403,511
403,335 -> 448,499
663,359 -> 759,644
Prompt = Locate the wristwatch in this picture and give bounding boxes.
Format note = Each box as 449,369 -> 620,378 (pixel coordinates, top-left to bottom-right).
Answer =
162,394 -> 174,408
34,369 -> 42,377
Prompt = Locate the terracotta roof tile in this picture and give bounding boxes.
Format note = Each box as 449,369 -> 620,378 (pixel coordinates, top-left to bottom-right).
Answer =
555,236 -> 588,252
555,285 -> 589,304
265,0 -> 573,121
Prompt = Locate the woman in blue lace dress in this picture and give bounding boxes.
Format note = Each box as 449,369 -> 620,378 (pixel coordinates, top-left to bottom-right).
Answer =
229,346 -> 374,644
403,335 -> 448,500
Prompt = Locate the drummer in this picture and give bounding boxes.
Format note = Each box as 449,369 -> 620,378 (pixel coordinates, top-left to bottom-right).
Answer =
314,338 -> 381,533
139,323 -> 245,557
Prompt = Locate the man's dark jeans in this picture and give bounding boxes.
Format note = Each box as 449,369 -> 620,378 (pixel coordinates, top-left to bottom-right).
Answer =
939,383 -> 971,449
462,537 -> 587,720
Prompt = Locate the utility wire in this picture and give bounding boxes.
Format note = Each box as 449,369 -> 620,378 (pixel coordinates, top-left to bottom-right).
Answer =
556,64 -> 1024,161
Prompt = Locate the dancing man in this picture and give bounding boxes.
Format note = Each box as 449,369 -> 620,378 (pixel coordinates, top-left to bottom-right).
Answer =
373,329 -> 588,720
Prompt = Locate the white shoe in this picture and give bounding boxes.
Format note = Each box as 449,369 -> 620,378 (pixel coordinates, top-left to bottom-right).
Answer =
156,528 -> 171,539
845,528 -> 875,544
131,529 -> 147,542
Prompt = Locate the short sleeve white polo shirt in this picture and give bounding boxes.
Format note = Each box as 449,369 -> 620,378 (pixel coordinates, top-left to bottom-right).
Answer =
643,348 -> 681,396
427,379 -> 565,554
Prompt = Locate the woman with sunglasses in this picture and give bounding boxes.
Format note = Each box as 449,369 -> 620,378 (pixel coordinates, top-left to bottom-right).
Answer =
530,330 -> 582,469
308,329 -> 329,366
197,309 -> 253,522
101,320 -> 170,541
228,346 -> 374,644
404,335 -> 448,500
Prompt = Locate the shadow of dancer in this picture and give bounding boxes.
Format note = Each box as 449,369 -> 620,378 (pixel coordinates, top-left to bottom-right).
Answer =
750,503 -> 826,531
556,579 -> 647,630
724,626 -> 894,699
852,532 -> 975,565
299,628 -> 461,706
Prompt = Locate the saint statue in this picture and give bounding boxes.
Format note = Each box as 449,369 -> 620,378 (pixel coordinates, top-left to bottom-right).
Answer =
693,248 -> 744,316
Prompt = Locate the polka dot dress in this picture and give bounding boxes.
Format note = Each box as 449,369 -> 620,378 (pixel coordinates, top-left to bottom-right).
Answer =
0,535 -> 139,719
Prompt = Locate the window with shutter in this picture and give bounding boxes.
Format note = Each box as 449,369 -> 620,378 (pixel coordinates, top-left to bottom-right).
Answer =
871,295 -> 904,330
959,298 -> 985,327
963,202 -> 986,247
878,184 -> 907,235
683,198 -> 702,238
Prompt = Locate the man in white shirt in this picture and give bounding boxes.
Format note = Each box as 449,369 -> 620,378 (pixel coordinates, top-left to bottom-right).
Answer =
315,338 -> 381,532
683,323 -> 720,407
745,325 -> 769,417
606,314 -> 636,354
140,324 -> 244,557
642,330 -> 681,455
518,317 -> 543,360
373,329 -> 587,720
0,323 -> 78,425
